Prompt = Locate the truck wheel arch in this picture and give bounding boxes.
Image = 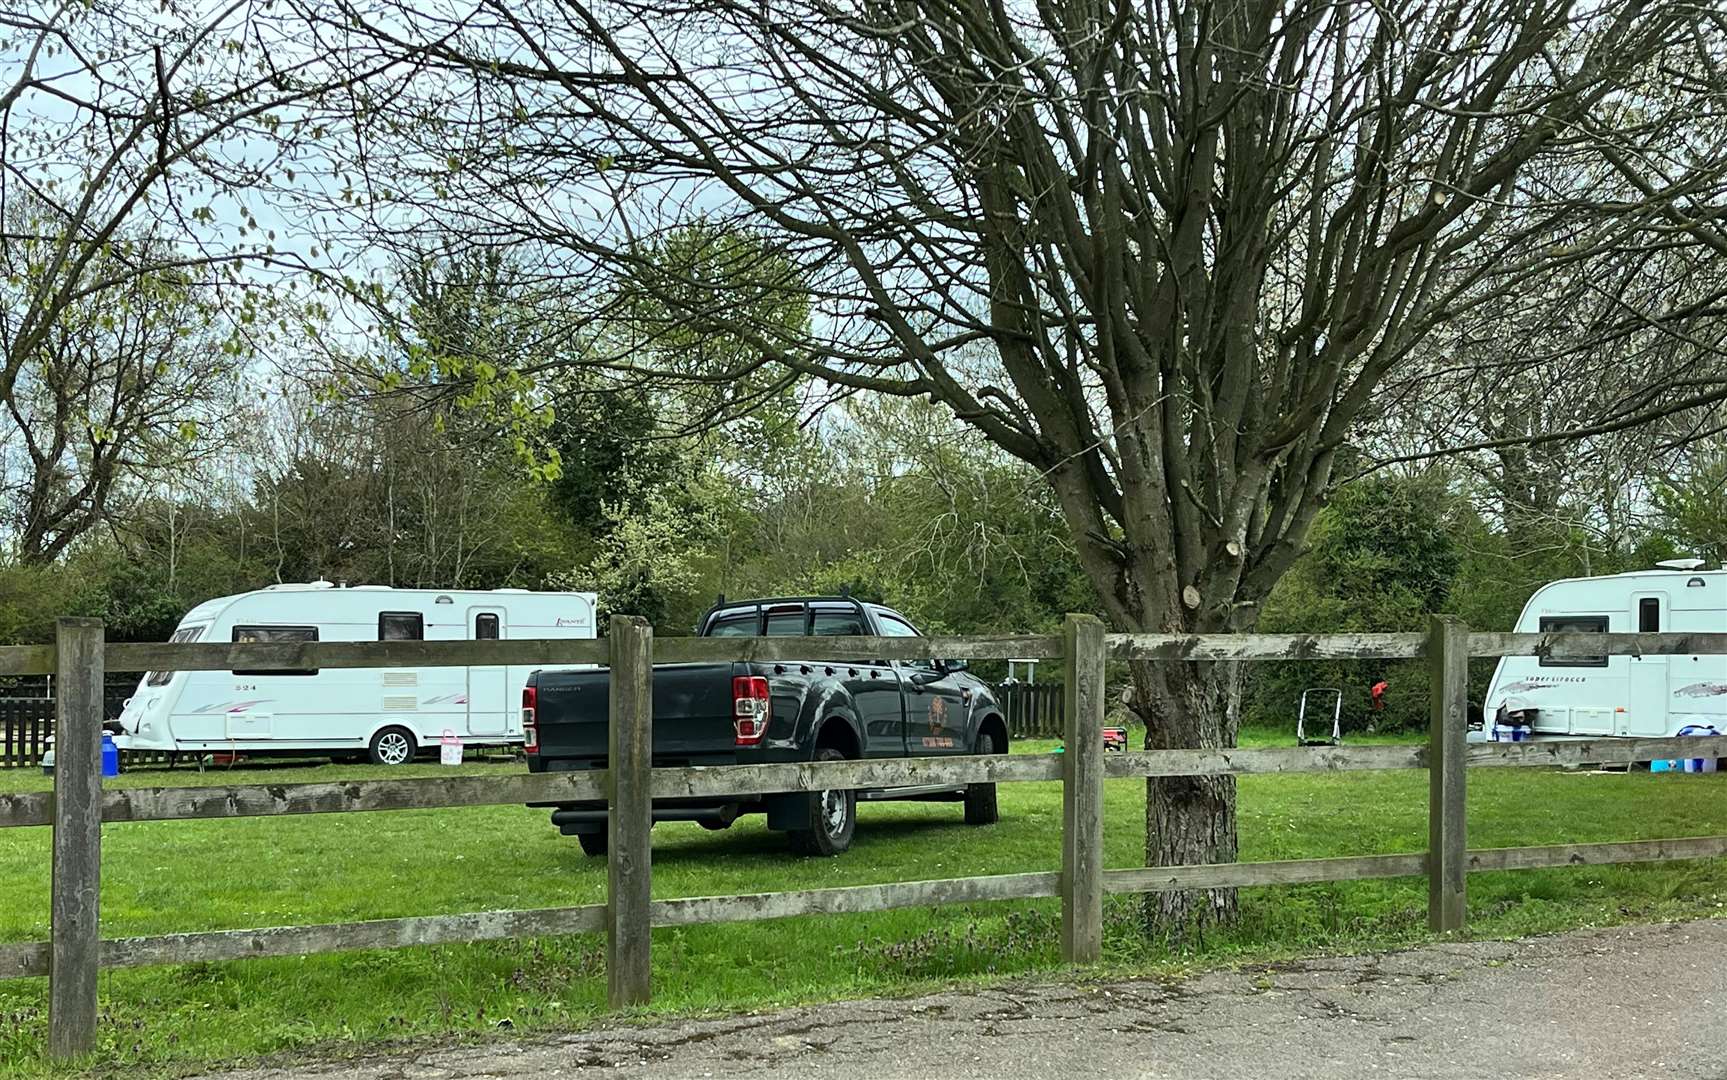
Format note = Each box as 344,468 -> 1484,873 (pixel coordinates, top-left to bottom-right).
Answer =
977,713 -> 1008,753
813,715 -> 862,760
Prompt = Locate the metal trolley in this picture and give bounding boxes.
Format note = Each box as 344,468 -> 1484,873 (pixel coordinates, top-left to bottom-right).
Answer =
1296,687 -> 1343,747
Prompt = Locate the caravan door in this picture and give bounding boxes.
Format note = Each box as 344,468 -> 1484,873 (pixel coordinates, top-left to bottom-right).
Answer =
466,606 -> 510,736
1624,592 -> 1669,736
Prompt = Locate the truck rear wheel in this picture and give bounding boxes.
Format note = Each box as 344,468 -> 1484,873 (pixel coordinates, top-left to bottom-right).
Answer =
577,831 -> 607,857
964,730 -> 1001,825
789,747 -> 856,856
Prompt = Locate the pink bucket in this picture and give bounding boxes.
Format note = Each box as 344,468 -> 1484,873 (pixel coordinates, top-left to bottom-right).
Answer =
439,729 -> 464,766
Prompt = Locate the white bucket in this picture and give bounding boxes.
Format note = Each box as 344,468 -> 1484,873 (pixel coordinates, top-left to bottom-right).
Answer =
439,729 -> 464,766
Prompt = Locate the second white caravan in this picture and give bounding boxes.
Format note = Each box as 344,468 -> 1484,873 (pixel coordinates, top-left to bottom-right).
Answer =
113,582 -> 597,764
1478,562 -> 1727,742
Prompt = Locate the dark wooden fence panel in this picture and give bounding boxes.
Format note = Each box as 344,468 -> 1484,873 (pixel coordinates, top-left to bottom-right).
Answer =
997,682 -> 1064,739
0,692 -> 169,769
0,700 -> 52,769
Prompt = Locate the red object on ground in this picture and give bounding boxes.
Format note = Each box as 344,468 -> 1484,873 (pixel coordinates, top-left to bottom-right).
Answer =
1102,727 -> 1128,752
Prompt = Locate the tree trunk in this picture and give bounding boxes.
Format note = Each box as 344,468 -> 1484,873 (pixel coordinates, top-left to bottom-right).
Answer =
1132,656 -> 1240,940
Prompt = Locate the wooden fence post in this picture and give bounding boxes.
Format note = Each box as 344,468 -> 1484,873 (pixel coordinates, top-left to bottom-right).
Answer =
606,615 -> 653,1008
1427,615 -> 1469,933
50,618 -> 104,1059
1060,613 -> 1106,963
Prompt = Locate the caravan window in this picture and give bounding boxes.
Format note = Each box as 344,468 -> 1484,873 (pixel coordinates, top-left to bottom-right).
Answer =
1639,598 -> 1661,634
1538,615 -> 1609,668
146,625 -> 205,686
474,613 -> 500,640
232,625 -> 319,676
379,612 -> 424,641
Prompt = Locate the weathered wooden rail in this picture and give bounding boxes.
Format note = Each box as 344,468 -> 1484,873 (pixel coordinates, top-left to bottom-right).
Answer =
3,615 -> 1727,1059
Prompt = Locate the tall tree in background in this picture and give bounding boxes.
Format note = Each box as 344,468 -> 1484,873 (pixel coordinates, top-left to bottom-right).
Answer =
0,0 -> 370,410
0,210 -> 248,562
314,0 -> 1727,932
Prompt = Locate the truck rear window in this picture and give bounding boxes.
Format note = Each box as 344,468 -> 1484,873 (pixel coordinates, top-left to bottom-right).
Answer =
707,614 -> 759,637
812,612 -> 865,636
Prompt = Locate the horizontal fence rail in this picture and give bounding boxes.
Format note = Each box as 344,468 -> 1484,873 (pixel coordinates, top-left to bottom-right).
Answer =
9,629 -> 1727,679
11,614 -> 1727,1059
3,734 -> 1726,831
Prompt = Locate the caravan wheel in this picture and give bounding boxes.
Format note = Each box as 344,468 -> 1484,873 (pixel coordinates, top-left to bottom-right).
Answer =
369,726 -> 417,766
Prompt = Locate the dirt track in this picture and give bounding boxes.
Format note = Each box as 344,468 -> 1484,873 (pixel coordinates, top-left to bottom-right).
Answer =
192,919 -> 1727,1079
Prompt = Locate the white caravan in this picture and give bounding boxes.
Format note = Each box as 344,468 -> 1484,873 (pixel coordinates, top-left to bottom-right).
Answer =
113,583 -> 598,764
1477,561 -> 1727,743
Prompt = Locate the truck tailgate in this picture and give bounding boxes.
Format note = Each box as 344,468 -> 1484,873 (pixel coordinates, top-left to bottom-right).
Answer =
534,662 -> 739,762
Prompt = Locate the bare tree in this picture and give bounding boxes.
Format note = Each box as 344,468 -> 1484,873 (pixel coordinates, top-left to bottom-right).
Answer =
1,0 -> 386,422
315,0 -> 1727,931
1370,216 -> 1727,558
0,219 -> 247,562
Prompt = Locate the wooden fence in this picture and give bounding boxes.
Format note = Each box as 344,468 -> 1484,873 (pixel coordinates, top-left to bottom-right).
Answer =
996,681 -> 1064,739
2,616 -> 1727,1058
0,700 -> 53,770
0,692 -> 155,770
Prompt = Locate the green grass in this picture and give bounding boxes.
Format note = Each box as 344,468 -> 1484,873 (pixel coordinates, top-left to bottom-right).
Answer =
2,740 -> 1727,1075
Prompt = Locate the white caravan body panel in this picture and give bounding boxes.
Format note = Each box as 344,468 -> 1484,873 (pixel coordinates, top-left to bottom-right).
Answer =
1478,570 -> 1727,742
112,585 -> 598,757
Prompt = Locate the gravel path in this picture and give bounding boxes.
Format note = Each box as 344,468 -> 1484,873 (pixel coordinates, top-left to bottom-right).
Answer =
192,919 -> 1727,1079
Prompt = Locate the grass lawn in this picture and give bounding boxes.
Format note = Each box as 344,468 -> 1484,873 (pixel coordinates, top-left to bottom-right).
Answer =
0,732 -> 1725,1074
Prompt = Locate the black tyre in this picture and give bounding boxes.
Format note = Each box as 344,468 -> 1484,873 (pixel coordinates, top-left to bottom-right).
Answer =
368,726 -> 417,766
577,831 -> 608,857
788,747 -> 857,856
964,729 -> 1001,825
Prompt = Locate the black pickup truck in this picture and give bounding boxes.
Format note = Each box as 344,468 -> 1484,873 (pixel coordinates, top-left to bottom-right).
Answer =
523,596 -> 1008,855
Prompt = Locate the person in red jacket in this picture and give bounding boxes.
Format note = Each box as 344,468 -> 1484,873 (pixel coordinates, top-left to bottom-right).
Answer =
1370,679 -> 1389,712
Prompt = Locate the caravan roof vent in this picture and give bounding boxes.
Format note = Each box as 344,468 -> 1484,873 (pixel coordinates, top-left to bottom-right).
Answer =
1656,558 -> 1707,571
264,580 -> 337,592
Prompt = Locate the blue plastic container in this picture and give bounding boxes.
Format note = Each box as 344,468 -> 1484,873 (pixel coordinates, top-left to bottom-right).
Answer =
100,735 -> 119,778
1678,725 -> 1720,773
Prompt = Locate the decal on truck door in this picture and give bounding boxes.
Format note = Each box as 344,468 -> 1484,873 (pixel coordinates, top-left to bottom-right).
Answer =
921,696 -> 955,749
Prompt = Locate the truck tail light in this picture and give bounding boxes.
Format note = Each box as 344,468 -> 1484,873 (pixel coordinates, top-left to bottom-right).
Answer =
733,675 -> 770,746
522,685 -> 538,752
